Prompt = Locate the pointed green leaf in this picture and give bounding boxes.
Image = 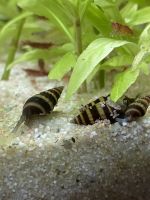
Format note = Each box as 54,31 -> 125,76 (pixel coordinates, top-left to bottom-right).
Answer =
0,11 -> 32,41
7,50 -> 51,70
87,54 -> 134,83
18,0 -> 74,42
94,0 -> 123,22
94,0 -> 114,8
120,2 -> 138,23
111,68 -> 140,102
139,23 -> 150,45
87,4 -> 111,36
66,38 -> 132,99
101,54 -> 133,69
132,50 -> 146,70
86,64 -> 101,83
132,24 -> 150,70
139,62 -> 150,75
79,0 -> 91,21
7,47 -> 69,70
128,7 -> 150,25
48,52 -> 77,80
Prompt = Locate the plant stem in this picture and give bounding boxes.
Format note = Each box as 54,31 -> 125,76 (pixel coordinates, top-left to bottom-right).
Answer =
99,70 -> 105,89
74,12 -> 87,92
75,17 -> 82,55
1,18 -> 25,80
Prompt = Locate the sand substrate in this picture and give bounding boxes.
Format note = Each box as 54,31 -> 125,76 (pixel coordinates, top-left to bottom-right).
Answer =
0,65 -> 150,200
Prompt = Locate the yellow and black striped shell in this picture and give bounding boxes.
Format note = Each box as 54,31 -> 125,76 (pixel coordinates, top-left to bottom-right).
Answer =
23,86 -> 64,120
80,94 -> 134,113
125,95 -> 150,121
80,95 -> 109,112
12,86 -> 64,132
72,101 -> 123,125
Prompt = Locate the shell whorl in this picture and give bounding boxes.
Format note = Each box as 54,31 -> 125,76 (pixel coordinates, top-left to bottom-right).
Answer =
12,86 -> 64,132
72,101 -> 123,125
22,86 -> 64,120
125,96 -> 150,121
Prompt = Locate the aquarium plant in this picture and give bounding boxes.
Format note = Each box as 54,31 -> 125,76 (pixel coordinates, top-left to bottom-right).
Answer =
0,0 -> 150,102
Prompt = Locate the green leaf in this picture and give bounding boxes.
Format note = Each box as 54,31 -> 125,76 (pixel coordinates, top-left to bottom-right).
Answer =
56,0 -> 75,20
88,54 -> 134,82
130,0 -> 150,7
139,23 -> 150,44
94,0 -> 123,22
7,47 -> 69,70
66,37 -> 132,99
18,0 -> 74,42
79,0 -> 91,21
132,49 -> 146,70
7,50 -> 51,70
86,64 -> 101,83
48,52 -> 77,80
101,54 -> 133,69
94,0 -> 114,7
0,1 -> 19,19
120,2 -> 138,23
0,11 -> 32,41
128,7 -> 150,25
132,24 -> 150,70
87,4 -> 111,36
0,26 -> 15,44
110,68 -> 140,102
139,62 -> 150,75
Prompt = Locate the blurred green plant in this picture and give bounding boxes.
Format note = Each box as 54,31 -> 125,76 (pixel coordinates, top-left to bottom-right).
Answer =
0,0 -> 150,102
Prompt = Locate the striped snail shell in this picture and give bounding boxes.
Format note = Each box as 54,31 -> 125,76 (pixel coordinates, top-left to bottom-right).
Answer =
72,101 -> 123,125
125,95 -> 150,121
80,95 -> 109,112
12,86 -> 64,132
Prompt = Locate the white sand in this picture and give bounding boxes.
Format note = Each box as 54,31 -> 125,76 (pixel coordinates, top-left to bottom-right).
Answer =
0,64 -> 150,200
